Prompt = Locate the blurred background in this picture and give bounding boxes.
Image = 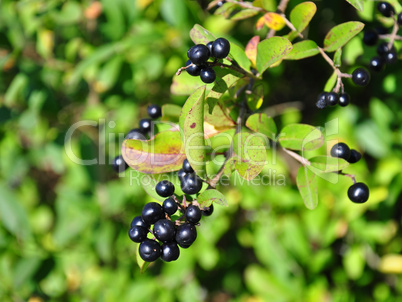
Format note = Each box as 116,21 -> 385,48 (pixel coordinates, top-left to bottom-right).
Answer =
0,0 -> 402,301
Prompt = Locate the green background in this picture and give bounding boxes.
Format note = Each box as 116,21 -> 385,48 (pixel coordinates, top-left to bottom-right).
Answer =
0,0 -> 401,301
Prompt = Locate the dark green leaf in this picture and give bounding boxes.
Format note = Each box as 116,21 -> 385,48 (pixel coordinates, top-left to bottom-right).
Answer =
296,166 -> 318,209
323,21 -> 365,52
256,37 -> 292,74
246,113 -> 277,140
279,124 -> 324,151
284,40 -> 319,60
197,189 -> 228,207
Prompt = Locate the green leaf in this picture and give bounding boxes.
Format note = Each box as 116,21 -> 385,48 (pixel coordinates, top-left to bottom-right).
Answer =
179,86 -> 207,178
136,244 -> 151,272
334,48 -> 342,67
296,166 -> 318,210
256,37 -> 292,74
230,9 -> 259,21
308,156 -> 350,173
345,0 -> 364,12
122,130 -> 185,174
229,43 -> 252,73
189,24 -> 216,45
323,21 -> 365,52
284,40 -> 319,60
324,71 -> 337,92
233,132 -> 267,180
289,2 -> 317,34
214,2 -> 237,17
204,103 -> 236,131
197,189 -> 228,207
161,104 -> 182,123
246,113 -> 277,140
246,83 -> 265,111
171,72 -> 204,96
279,124 -> 324,151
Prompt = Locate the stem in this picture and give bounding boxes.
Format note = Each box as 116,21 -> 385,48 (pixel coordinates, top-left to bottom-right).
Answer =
282,148 -> 311,166
225,0 -> 264,11
386,17 -> 400,49
336,171 -> 356,184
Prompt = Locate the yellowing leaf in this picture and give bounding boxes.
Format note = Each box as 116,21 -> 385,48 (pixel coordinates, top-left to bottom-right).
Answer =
263,12 -> 286,31
245,36 -> 260,67
256,16 -> 265,30
378,254 -> 402,274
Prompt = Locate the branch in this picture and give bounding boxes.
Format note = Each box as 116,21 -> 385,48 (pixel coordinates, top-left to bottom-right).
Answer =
282,148 -> 311,166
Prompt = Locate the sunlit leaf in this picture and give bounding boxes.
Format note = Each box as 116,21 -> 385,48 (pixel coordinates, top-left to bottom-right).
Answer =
256,37 -> 292,74
345,0 -> 364,12
324,71 -> 337,92
246,113 -> 277,140
230,9 -> 259,21
171,72 -> 204,96
323,21 -> 365,52
229,43 -> 252,73
245,36 -> 260,67
262,12 -> 286,31
279,124 -> 324,151
289,2 -> 317,36
189,24 -> 216,45
161,104 -> 182,123
198,189 -> 228,207
284,40 -> 319,60
308,156 -> 350,173
296,165 -> 318,209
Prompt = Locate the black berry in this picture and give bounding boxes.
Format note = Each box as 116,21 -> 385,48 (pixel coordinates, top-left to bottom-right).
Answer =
155,180 -> 175,197
163,197 -> 178,216
185,205 -> 202,224
139,239 -> 161,262
326,92 -> 339,106
202,204 -> 214,216
175,223 -> 197,248
369,56 -> 385,72
188,44 -> 210,65
130,215 -> 150,229
398,12 -> 402,25
112,155 -> 129,173
125,128 -> 147,140
177,169 -> 186,182
212,38 -> 230,59
139,118 -> 152,133
200,67 -> 216,84
185,60 -> 202,77
348,182 -> 369,203
316,92 -> 328,109
384,48 -> 398,64
330,143 -> 351,161
363,30 -> 378,46
377,42 -> 395,57
352,68 -> 370,86
147,104 -> 162,119
161,242 -> 180,262
141,202 -> 164,224
182,159 -> 194,173
206,41 -> 214,56
181,173 -> 203,195
339,93 -> 350,107
128,226 -> 148,243
153,219 -> 176,242
348,149 -> 362,164
377,2 -> 395,17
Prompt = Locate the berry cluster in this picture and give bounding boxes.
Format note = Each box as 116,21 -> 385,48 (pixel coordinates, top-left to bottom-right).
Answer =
112,104 -> 162,173
363,2 -> 401,72
185,37 -> 231,84
128,160 -> 213,263
330,143 -> 369,203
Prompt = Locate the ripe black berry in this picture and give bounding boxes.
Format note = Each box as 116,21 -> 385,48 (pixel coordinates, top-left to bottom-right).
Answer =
377,42 -> 395,57
161,242 -> 180,262
130,215 -> 150,229
155,180 -> 175,197
175,223 -> 197,248
330,143 -> 351,161
363,30 -> 379,46
185,205 -> 202,224
147,104 -> 162,119
206,41 -> 214,56
348,182 -> 369,203
202,204 -> 214,216
139,239 -> 161,262
316,92 -> 328,109
398,13 -> 402,25
112,155 -> 129,173
326,92 -> 339,106
377,2 -> 395,17
163,197 -> 178,216
212,37 -> 230,59
141,202 -> 164,224
369,56 -> 385,72
128,226 -> 148,243
185,60 -> 202,76
182,159 -> 194,173
177,169 -> 186,182
348,149 -> 362,164
200,67 -> 216,84
384,48 -> 398,64
139,118 -> 152,133
181,173 -> 203,195
352,68 -> 370,86
339,93 -> 350,107
153,219 -> 176,242
125,128 -> 147,140
188,44 -> 210,65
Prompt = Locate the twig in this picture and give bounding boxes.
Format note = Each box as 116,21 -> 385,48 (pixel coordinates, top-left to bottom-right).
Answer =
336,171 -> 356,184
282,148 -> 311,166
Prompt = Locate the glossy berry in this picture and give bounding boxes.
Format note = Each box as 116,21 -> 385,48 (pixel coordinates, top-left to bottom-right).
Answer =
155,180 -> 175,197
175,223 -> 197,248
139,118 -> 152,132
339,93 -> 350,107
348,149 -> 362,164
384,48 -> 398,64
139,239 -> 161,262
128,226 -> 148,243
181,173 -> 203,195
185,205 -> 202,224
206,41 -> 214,56
163,197 -> 178,216
352,68 -> 370,86
316,92 -> 328,109
377,42 -> 395,57
161,242 -> 180,262
326,92 -> 339,106
377,2 -> 395,17
177,169 -> 186,182
200,67 -> 216,84
112,155 -> 129,173
130,215 -> 150,229
185,60 -> 202,76
153,219 -> 176,242
141,202 -> 164,225
363,30 -> 378,46
125,128 -> 147,140
182,159 -> 194,173
398,12 -> 402,25
147,104 -> 162,119
212,37 -> 230,59
330,143 -> 351,161
202,204 -> 214,216
348,182 -> 369,203
369,56 -> 385,72
188,44 -> 210,65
